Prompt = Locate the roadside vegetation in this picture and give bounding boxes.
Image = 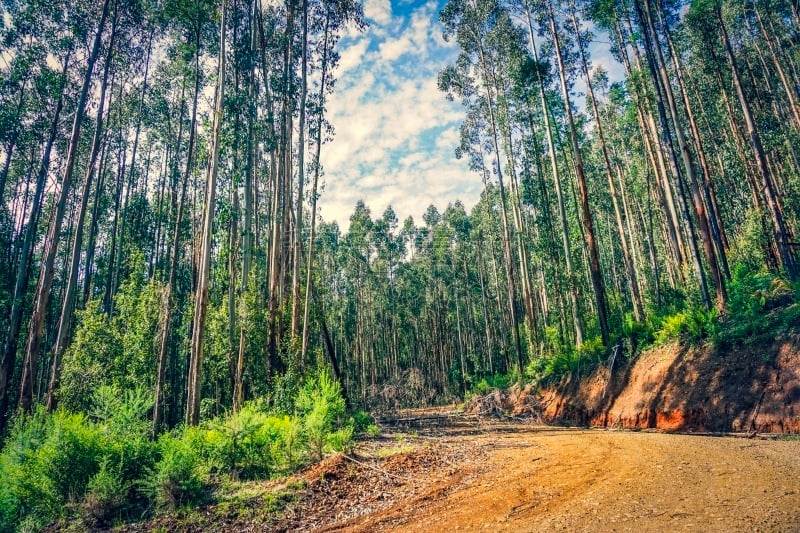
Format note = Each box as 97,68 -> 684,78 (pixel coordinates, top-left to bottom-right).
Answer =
0,371 -> 362,531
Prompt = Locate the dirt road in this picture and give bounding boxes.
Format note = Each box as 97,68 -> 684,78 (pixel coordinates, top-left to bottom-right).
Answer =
331,421 -> 800,532
124,416 -> 800,532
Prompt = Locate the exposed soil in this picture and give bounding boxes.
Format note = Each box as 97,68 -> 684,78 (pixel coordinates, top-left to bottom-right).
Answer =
541,333 -> 800,433
116,414 -> 800,532
113,338 -> 800,531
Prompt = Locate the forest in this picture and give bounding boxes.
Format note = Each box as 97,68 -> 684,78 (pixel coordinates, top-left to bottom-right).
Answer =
0,0 -> 799,528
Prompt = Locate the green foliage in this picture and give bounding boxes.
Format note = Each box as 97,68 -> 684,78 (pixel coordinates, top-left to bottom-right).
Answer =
470,373 -> 513,396
83,458 -> 128,523
196,405 -> 301,479
59,258 -> 163,414
296,371 -> 349,460
526,336 -> 606,384
351,409 -> 381,438
142,434 -> 206,511
655,307 -> 718,346
0,385 -> 161,530
0,370 -> 356,528
719,265 -> 799,345
0,408 -> 104,530
622,312 -> 653,351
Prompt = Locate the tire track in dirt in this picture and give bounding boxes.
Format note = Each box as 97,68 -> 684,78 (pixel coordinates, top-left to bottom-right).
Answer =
332,426 -> 800,532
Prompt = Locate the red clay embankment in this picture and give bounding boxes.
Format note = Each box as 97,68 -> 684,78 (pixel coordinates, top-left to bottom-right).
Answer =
540,334 -> 800,433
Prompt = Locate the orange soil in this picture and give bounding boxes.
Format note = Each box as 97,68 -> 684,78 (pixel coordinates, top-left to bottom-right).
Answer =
540,334 -> 800,433
337,425 -> 800,532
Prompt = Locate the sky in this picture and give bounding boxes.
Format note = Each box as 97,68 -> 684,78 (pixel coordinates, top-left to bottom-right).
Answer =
317,0 -> 477,230
317,0 -> 625,231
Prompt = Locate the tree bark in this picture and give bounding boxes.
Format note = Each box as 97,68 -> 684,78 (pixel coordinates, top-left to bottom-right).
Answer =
187,1 -> 226,426
718,7 -> 796,278
18,0 -> 111,413
548,0 -> 610,346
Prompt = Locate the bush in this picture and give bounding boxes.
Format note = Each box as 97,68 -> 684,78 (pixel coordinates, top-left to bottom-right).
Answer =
296,371 -> 349,461
0,408 -> 104,530
717,264 -> 799,345
198,404 -> 303,479
0,370 -> 356,529
471,373 -> 513,396
83,458 -> 128,523
143,434 -> 205,511
351,410 -> 381,438
655,307 -> 717,345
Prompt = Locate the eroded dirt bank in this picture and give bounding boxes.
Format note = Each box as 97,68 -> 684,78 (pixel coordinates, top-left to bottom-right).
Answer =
540,334 -> 800,433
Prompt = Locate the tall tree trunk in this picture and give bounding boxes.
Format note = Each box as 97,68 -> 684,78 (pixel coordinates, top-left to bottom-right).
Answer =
46,19 -> 118,410
291,0 -> 309,343
640,0 -> 725,310
154,29 -> 201,434
569,0 -> 644,322
18,0 -> 111,413
523,0 -> 584,345
301,8 -> 332,365
718,7 -> 796,278
474,34 -> 524,381
548,0 -> 610,346
0,48 -> 72,429
235,0 -> 258,412
187,1 -> 226,426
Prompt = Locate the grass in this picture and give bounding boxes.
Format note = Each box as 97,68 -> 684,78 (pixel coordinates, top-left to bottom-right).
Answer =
373,444 -> 416,458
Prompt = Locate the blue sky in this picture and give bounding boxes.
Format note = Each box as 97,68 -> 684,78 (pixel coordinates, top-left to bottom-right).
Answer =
318,0 -> 476,230
318,0 -> 624,230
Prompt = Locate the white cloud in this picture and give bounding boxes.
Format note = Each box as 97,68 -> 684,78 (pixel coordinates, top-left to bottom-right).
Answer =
378,36 -> 413,61
363,0 -> 393,26
336,38 -> 370,77
318,0 -> 478,231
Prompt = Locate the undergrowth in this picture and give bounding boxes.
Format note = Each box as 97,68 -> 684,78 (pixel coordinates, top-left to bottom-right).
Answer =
0,370 -> 361,532
500,264 -> 800,391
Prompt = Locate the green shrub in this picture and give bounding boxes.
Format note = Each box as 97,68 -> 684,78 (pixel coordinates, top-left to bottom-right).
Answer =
351,410 -> 381,438
0,387 -> 160,530
296,371 -> 348,461
143,434 -> 205,511
655,307 -> 717,345
83,458 -> 128,523
206,404 -> 276,479
472,373 -> 513,396
326,426 -> 355,454
0,408 -> 104,530
717,264 -> 799,344
0,370 -> 356,528
622,311 -> 653,352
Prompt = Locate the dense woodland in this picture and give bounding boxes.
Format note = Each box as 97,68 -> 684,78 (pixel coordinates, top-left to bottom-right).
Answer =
0,0 -> 798,423
0,0 -> 799,523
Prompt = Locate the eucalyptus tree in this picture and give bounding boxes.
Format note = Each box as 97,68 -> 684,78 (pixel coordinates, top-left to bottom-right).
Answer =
46,3 -> 122,410
516,0 -> 585,346
567,0 -> 644,321
152,0 -> 216,431
543,0 -> 611,346
300,0 -> 366,367
187,0 -> 226,426
18,0 -> 113,413
687,0 -> 796,279
0,12 -> 76,429
440,0 -> 526,378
